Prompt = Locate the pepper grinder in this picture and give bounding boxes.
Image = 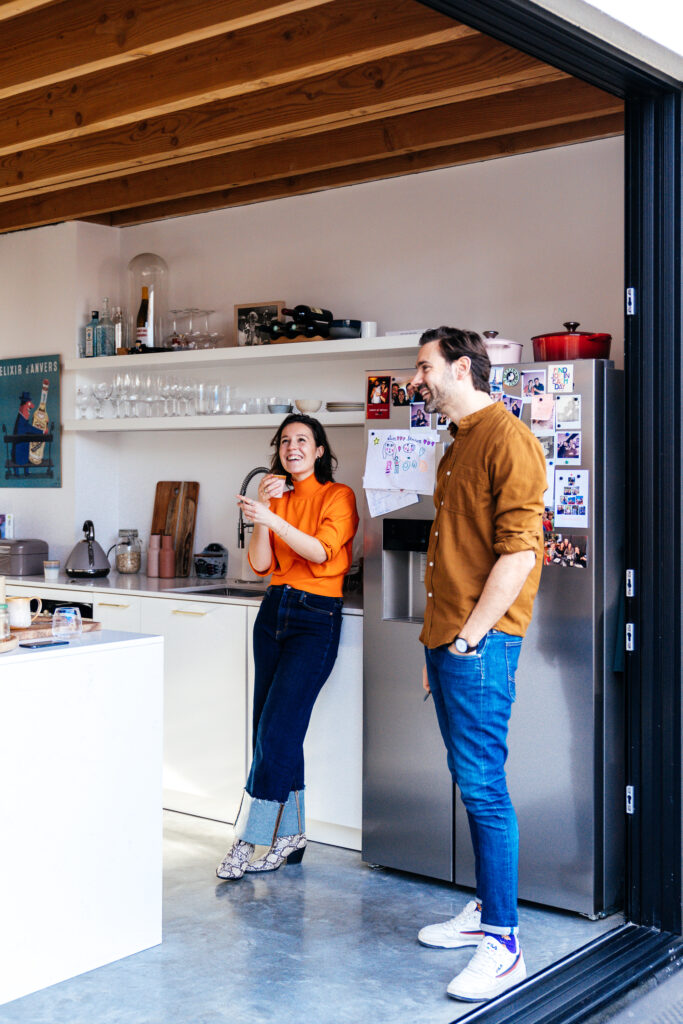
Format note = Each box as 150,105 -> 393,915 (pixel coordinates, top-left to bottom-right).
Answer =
159,534 -> 175,578
147,534 -> 161,578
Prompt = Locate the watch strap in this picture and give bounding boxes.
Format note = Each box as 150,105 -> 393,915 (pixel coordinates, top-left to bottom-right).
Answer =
455,635 -> 478,653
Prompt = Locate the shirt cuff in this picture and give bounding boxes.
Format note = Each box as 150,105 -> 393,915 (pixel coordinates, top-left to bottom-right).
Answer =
493,534 -> 540,555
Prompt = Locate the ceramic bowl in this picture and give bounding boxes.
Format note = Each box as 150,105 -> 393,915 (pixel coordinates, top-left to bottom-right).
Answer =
294,399 -> 322,413
268,403 -> 293,414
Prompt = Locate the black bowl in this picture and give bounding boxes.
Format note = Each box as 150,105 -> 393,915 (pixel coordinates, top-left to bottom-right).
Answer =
328,319 -> 361,339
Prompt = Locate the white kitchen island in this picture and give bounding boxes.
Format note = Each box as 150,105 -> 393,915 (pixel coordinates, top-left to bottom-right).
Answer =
0,630 -> 164,1007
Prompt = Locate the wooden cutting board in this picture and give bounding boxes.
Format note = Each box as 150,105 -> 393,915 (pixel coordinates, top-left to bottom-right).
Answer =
10,617 -> 102,639
150,481 -> 200,578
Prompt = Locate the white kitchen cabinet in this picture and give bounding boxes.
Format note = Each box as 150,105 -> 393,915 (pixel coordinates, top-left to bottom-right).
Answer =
140,596 -> 247,822
246,605 -> 363,850
92,594 -> 142,632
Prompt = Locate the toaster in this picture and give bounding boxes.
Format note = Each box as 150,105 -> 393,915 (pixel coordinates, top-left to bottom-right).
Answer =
0,538 -> 49,576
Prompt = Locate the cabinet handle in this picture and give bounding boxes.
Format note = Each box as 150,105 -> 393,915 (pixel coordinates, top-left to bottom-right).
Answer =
172,608 -> 208,616
97,602 -> 131,609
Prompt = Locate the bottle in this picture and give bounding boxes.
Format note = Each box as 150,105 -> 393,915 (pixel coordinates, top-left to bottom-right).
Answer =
0,603 -> 9,641
95,297 -> 116,357
159,534 -> 175,578
147,534 -> 160,578
261,321 -> 286,341
84,310 -> 99,358
112,305 -> 126,352
136,286 -> 150,348
282,305 -> 333,328
29,378 -> 49,465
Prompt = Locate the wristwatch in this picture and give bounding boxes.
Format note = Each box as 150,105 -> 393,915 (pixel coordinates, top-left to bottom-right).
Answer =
454,636 -> 478,654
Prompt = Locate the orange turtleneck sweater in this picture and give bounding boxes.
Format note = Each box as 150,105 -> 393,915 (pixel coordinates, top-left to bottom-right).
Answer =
248,474 -> 359,597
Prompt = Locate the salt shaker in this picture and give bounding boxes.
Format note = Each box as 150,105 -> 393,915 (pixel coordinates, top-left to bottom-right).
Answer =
159,534 -> 175,578
147,534 -> 160,578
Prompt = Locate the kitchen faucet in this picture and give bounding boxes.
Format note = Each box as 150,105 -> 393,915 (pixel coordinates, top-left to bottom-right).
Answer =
237,466 -> 270,548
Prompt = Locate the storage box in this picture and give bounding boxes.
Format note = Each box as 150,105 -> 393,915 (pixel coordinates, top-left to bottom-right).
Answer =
0,539 -> 49,576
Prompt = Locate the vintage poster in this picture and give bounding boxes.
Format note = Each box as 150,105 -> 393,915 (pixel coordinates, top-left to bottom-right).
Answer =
363,429 -> 439,495
366,375 -> 391,419
0,355 -> 61,487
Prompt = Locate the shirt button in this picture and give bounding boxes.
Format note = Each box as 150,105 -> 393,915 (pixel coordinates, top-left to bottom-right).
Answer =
435,531 -> 439,536
429,561 -> 433,566
447,471 -> 451,475
441,501 -> 444,506
427,592 -> 433,597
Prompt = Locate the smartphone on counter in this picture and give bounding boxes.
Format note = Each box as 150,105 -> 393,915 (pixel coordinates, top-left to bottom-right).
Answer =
19,640 -> 69,648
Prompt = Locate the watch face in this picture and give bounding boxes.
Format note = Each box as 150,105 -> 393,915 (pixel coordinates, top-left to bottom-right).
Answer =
455,637 -> 468,653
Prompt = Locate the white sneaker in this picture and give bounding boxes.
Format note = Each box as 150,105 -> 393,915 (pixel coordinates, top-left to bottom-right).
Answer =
417,899 -> 484,948
446,934 -> 526,1002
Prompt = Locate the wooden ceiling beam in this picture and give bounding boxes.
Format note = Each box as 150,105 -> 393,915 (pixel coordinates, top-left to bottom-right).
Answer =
0,1 -> 62,18
0,81 -> 622,230
97,113 -> 624,227
0,0 -> 338,100
0,38 -> 568,194
0,0 -> 471,152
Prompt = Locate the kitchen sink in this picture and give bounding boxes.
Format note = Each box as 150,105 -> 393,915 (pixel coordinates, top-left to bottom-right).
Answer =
170,579 -> 268,599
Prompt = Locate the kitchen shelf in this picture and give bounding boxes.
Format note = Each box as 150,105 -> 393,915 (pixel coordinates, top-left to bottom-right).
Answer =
63,411 -> 366,432
62,334 -> 422,372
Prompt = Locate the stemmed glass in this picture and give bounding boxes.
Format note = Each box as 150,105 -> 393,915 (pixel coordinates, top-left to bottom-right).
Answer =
76,385 -> 93,420
94,381 -> 113,418
166,309 -> 186,349
113,372 -> 131,418
180,381 -> 197,416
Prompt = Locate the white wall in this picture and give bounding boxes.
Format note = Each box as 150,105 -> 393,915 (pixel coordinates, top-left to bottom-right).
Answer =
0,136 -> 624,568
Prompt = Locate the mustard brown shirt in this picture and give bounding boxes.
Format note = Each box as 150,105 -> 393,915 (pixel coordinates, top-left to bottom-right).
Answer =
420,400 -> 547,649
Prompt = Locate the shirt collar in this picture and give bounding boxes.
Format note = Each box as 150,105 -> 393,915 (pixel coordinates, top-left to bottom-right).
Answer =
450,400 -> 502,437
291,473 -> 323,497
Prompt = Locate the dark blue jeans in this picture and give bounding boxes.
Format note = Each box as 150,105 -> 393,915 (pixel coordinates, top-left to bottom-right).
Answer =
236,584 -> 342,845
425,630 -> 522,934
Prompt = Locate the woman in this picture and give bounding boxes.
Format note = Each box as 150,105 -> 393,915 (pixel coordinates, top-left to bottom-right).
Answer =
217,414 -> 359,880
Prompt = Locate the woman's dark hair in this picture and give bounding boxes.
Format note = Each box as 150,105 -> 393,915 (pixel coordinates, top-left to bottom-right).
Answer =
269,414 -> 337,485
419,326 -> 491,394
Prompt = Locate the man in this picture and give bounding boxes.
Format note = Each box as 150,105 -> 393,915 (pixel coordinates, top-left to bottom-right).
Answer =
410,327 -> 546,1003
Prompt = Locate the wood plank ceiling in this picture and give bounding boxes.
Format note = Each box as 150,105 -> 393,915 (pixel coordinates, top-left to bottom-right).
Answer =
0,0 -> 623,233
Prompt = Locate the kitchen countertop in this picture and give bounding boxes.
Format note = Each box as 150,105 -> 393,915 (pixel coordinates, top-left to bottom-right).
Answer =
7,572 -> 363,614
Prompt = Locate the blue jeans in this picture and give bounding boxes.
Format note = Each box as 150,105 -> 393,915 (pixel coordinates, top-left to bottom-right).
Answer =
235,584 -> 342,846
425,630 -> 522,934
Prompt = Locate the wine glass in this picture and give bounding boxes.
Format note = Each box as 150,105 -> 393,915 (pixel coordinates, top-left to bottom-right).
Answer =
94,380 -> 113,418
75,385 -> 92,420
165,309 -> 186,349
180,381 -> 197,416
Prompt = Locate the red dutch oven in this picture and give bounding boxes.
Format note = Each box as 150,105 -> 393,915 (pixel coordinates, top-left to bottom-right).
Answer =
531,321 -> 611,361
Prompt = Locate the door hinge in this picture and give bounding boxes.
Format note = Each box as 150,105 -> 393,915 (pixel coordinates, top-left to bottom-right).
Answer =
626,287 -> 637,316
625,569 -> 636,597
626,785 -> 635,815
625,622 -> 635,652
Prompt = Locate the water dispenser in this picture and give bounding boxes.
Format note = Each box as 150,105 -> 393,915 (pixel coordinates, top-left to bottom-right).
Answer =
381,517 -> 432,621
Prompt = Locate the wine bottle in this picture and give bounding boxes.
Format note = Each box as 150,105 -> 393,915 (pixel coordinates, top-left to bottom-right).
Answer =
282,305 -> 333,326
29,379 -> 49,465
261,321 -> 286,341
95,297 -> 116,357
84,310 -> 99,358
136,286 -> 150,348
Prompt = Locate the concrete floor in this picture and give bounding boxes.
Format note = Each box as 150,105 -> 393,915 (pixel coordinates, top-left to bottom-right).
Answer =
0,811 -> 622,1024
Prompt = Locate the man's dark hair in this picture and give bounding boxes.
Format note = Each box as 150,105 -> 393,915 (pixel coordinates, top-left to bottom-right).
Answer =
419,326 -> 491,394
269,413 -> 337,485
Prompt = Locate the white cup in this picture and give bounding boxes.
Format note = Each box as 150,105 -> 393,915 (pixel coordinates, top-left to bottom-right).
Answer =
361,321 -> 378,338
270,475 -> 287,498
7,595 -> 42,628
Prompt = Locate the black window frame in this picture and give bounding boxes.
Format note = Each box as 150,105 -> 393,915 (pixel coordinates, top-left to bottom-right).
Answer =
415,1 -> 682,1019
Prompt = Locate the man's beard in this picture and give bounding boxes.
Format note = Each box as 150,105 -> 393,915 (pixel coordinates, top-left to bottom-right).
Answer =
419,385 -> 443,413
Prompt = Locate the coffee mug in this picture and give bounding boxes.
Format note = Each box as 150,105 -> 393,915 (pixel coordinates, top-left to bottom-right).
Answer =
360,321 -> 378,338
7,595 -> 42,628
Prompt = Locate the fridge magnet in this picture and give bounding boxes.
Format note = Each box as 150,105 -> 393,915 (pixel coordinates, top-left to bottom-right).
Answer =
502,367 -> 520,388
522,370 -> 546,396
0,355 -> 61,488
542,507 -> 554,533
554,469 -> 589,527
556,430 -> 582,464
502,394 -> 523,418
436,412 -> 450,429
366,375 -> 391,419
491,391 -> 504,403
555,394 -> 582,430
530,394 -> 555,433
548,363 -> 574,393
410,402 -> 430,428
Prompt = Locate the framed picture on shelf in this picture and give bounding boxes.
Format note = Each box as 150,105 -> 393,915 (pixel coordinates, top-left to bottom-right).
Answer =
234,300 -> 285,346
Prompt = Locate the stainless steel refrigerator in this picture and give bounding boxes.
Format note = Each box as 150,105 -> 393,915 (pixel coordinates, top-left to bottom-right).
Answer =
362,359 -> 624,916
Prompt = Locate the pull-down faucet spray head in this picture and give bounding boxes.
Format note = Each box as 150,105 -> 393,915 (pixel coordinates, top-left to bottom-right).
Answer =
237,466 -> 270,548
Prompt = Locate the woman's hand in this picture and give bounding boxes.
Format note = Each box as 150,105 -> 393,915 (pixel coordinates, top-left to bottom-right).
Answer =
256,474 -> 285,506
236,494 -> 274,528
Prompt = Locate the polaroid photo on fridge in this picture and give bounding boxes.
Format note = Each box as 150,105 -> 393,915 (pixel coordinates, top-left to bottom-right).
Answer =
554,469 -> 589,527
555,393 -> 581,430
556,430 -> 582,464
530,394 -> 555,433
502,394 -> 523,418
522,370 -> 546,397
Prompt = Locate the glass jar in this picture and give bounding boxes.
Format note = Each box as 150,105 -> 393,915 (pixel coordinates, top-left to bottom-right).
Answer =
127,252 -> 169,350
0,603 -> 9,640
115,529 -> 142,574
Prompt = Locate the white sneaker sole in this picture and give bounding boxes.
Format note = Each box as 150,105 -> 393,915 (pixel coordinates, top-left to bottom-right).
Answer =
446,954 -> 527,1001
417,931 -> 484,949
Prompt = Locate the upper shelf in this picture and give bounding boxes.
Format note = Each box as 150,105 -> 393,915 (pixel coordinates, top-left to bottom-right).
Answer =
62,334 -> 422,372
